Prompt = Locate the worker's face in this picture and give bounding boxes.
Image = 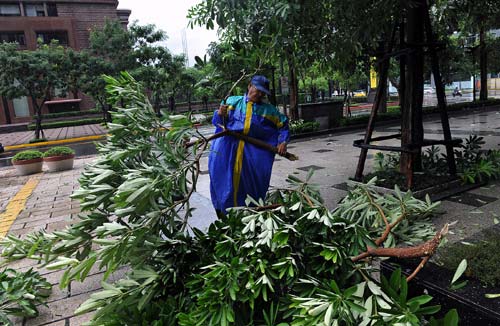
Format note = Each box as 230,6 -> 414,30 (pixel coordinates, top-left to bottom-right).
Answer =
247,84 -> 265,103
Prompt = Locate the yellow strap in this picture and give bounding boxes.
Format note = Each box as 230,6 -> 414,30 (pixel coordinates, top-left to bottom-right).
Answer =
233,101 -> 253,206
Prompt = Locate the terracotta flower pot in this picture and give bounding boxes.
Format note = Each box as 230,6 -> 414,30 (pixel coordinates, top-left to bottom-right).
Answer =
43,154 -> 75,172
12,157 -> 43,175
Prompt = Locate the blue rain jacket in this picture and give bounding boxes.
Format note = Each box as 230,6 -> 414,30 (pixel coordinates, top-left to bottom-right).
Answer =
208,95 -> 290,213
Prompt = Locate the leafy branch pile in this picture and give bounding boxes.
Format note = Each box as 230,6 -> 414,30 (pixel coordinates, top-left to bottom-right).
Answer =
0,268 -> 51,326
373,135 -> 500,184
0,74 -> 457,325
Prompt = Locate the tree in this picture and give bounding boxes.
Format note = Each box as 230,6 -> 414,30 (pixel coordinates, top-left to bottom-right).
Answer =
0,42 -> 66,139
188,1 -> 326,119
447,0 -> 500,100
0,74 -> 457,325
89,21 -> 188,115
80,54 -> 114,121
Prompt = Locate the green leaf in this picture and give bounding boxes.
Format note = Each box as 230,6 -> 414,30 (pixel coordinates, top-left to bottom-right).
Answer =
407,295 -> 433,306
451,259 -> 467,285
74,298 -> 102,315
485,293 -> 500,299
443,309 -> 459,326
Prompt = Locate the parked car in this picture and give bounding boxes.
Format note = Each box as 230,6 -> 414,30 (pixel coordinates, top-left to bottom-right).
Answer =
423,86 -> 435,94
353,90 -> 366,97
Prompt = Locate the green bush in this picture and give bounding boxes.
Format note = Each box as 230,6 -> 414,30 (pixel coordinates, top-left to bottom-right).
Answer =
339,98 -> 500,128
43,146 -> 75,158
27,117 -> 104,130
289,119 -> 320,134
36,109 -> 100,120
12,150 -> 43,162
28,138 -> 48,144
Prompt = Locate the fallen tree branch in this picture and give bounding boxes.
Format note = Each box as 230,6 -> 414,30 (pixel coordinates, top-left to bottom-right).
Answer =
186,130 -> 299,161
352,224 -> 449,272
406,256 -> 430,282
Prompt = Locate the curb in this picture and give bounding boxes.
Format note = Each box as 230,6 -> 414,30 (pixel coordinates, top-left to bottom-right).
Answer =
4,135 -> 106,151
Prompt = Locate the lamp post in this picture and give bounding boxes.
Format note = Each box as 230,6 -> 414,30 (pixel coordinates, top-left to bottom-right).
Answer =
466,45 -> 479,102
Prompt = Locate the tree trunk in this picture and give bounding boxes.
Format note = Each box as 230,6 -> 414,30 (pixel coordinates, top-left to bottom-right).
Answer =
287,56 -> 299,120
154,94 -> 161,116
377,60 -> 388,114
169,95 -> 175,113
400,1 -> 425,183
399,18 -> 406,111
479,23 -> 488,101
2,97 -> 11,124
31,96 -> 44,140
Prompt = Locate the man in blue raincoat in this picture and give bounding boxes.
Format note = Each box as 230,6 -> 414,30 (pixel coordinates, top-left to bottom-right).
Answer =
209,75 -> 290,216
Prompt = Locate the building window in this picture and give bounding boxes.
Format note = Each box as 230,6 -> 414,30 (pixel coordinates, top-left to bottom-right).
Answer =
47,3 -> 57,16
0,32 -> 26,45
25,3 -> 45,16
0,4 -> 21,16
13,97 -> 30,117
36,31 -> 69,45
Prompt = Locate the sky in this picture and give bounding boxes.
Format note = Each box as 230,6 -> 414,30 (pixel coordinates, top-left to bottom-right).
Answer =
117,0 -> 218,66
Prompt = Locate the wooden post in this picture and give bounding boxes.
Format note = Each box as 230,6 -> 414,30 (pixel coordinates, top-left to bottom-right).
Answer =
423,2 -> 457,175
399,0 -> 425,188
399,17 -> 406,112
354,25 -> 397,181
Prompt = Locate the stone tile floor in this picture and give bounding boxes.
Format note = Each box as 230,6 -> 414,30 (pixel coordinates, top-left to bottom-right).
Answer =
1,107 -> 500,325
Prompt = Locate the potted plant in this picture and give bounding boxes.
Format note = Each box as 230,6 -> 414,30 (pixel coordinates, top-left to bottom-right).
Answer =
11,150 -> 43,175
42,146 -> 75,172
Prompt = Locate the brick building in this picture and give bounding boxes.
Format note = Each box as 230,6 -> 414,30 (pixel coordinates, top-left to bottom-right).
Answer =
0,0 -> 130,125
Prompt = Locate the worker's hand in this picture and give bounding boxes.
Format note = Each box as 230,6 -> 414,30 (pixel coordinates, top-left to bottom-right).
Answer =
218,105 -> 228,117
277,142 -> 287,156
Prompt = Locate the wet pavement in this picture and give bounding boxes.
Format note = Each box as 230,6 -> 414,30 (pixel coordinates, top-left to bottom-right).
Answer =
1,106 -> 500,325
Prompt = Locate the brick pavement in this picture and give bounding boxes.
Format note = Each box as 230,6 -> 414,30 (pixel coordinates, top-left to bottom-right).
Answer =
0,158 -> 100,326
1,124 -> 107,147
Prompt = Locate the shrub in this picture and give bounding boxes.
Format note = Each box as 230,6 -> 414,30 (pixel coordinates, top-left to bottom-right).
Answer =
28,138 -> 48,144
12,150 -> 43,162
290,119 -> 320,134
43,146 -> 75,158
27,117 -> 104,130
35,109 -> 100,120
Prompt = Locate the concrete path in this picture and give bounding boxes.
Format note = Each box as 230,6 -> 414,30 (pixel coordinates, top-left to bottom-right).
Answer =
1,107 -> 500,325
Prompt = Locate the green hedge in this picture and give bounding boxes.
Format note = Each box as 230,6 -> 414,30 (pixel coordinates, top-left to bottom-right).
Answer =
43,146 -> 75,157
28,138 -> 48,144
339,99 -> 500,127
28,117 -> 104,130
35,109 -> 100,120
12,150 -> 43,162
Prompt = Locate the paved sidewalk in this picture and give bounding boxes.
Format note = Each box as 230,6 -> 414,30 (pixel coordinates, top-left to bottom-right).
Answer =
1,124 -> 107,147
1,108 -> 500,325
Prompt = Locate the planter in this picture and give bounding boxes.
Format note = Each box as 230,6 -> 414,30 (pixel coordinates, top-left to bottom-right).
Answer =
298,101 -> 344,130
381,258 -> 500,325
43,154 -> 75,172
12,158 -> 43,175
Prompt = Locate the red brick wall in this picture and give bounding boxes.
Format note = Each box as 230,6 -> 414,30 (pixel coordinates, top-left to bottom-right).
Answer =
0,0 -> 129,125
57,2 -> 121,49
